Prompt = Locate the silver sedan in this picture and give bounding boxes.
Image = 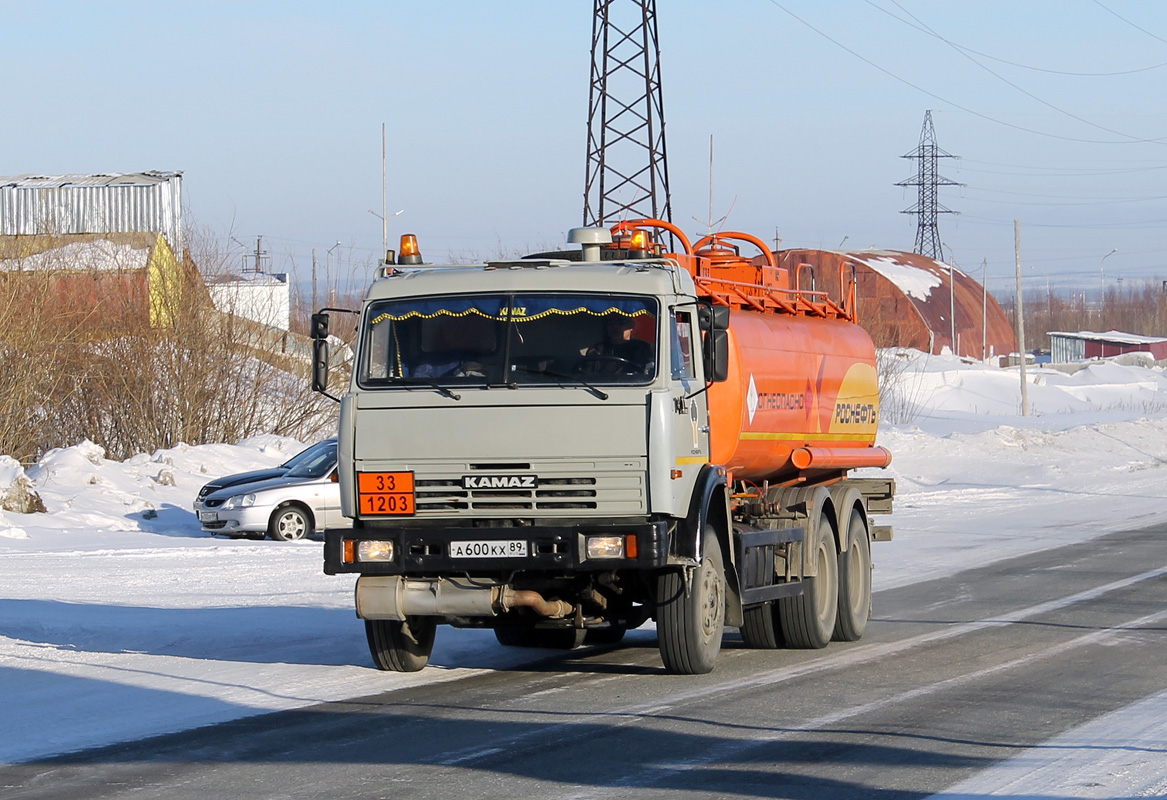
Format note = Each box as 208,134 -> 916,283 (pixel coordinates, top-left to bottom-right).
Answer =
197,440 -> 351,541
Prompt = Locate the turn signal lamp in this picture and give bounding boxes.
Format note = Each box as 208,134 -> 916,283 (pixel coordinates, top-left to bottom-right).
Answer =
398,234 -> 423,265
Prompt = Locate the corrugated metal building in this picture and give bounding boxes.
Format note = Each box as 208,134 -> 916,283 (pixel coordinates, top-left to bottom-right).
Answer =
777,248 -> 1016,360
1048,330 -> 1167,362
0,172 -> 184,255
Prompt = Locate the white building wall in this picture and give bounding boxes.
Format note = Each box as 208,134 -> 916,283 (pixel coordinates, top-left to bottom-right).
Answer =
208,275 -> 290,331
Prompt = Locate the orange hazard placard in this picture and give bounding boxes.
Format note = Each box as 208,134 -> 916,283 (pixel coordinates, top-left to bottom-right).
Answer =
357,472 -> 415,515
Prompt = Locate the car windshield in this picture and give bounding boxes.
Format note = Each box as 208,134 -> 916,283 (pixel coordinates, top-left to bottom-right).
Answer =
280,439 -> 335,470
285,441 -> 337,479
359,293 -> 658,388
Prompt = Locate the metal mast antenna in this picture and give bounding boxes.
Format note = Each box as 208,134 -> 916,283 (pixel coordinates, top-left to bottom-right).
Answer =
897,110 -> 960,261
583,0 -> 672,229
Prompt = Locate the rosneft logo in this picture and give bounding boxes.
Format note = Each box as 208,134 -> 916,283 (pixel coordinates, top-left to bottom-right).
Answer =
834,403 -> 877,425
828,362 -> 880,434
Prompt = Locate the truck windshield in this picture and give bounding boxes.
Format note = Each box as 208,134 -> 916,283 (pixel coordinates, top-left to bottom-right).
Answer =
359,293 -> 658,388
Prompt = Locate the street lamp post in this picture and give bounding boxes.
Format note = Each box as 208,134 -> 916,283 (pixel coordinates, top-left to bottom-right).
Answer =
1100,248 -> 1118,301
369,209 -> 405,263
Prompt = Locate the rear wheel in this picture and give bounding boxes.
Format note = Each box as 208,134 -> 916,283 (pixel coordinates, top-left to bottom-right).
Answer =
268,504 -> 311,541
833,508 -> 872,642
657,529 -> 725,674
366,617 -> 437,671
740,602 -> 784,649
779,515 -> 838,649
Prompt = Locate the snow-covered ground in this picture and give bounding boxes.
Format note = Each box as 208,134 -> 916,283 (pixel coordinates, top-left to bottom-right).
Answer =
3,350 -> 1167,797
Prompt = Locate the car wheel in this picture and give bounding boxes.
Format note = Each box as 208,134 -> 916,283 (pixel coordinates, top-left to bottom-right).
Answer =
268,504 -> 312,541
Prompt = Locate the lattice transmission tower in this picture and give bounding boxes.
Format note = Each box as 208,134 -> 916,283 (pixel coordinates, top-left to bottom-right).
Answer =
583,0 -> 672,228
897,110 -> 960,261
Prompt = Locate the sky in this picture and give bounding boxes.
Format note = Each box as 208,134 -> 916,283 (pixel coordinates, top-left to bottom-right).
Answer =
4,1 -> 1167,301
3,350 -> 1167,797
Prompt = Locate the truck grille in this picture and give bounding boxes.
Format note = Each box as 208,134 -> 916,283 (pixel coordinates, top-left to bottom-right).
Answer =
395,460 -> 647,517
417,477 -> 599,511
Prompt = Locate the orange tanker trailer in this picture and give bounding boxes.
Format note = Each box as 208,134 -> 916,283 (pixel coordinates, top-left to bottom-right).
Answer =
613,218 -> 893,482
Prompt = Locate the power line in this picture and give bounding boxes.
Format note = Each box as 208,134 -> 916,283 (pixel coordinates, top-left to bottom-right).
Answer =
766,0 -> 1167,145
877,0 -> 1167,145
1091,0 -> 1167,46
867,0 -> 1167,77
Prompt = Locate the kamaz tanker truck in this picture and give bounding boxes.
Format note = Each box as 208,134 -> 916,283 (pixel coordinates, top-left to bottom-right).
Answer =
312,219 -> 894,674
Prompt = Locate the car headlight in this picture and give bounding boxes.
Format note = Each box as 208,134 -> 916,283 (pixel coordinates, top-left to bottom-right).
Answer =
225,493 -> 256,509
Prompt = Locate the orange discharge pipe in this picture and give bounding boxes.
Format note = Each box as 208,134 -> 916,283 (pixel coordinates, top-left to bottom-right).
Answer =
790,446 -> 893,471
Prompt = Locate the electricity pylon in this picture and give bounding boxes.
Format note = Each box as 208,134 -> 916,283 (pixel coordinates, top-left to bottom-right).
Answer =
897,110 -> 960,261
583,0 -> 671,228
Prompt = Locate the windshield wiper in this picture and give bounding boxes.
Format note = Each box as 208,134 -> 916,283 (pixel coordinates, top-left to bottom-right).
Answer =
401,379 -> 461,400
511,366 -> 609,401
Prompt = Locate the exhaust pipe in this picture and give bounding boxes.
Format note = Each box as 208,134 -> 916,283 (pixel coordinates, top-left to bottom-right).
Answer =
501,588 -> 573,618
356,576 -> 574,621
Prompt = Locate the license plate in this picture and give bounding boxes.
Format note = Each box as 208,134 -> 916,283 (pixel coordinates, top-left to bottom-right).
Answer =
449,540 -> 528,558
199,511 -> 217,523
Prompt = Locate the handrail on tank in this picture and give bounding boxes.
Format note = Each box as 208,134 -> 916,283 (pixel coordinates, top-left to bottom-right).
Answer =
695,274 -> 854,321
610,219 -> 856,323
840,261 -> 858,323
693,232 -> 777,269
610,218 -> 694,255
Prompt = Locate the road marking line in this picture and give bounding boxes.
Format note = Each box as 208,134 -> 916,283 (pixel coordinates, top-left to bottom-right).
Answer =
562,605 -> 1167,797
425,564 -> 1167,770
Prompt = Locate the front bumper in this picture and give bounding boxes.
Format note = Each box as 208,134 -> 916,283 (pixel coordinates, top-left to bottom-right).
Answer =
324,520 -> 670,575
199,504 -> 275,534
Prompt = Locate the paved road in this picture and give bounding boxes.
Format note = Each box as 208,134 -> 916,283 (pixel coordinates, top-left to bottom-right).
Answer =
5,524 -> 1166,799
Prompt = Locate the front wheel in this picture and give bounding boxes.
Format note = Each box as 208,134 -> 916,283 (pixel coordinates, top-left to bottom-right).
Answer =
366,617 -> 437,671
657,529 -> 725,674
268,504 -> 311,541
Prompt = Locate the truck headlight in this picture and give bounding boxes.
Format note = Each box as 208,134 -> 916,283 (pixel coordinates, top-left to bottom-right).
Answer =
356,540 -> 395,562
586,535 -> 625,559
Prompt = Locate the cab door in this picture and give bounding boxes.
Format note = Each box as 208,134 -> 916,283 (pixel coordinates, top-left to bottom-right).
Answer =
669,307 -> 710,482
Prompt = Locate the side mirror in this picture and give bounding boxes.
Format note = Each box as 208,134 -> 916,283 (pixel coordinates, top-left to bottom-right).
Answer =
698,304 -> 730,332
706,330 -> 729,383
310,312 -> 330,341
312,339 -> 330,393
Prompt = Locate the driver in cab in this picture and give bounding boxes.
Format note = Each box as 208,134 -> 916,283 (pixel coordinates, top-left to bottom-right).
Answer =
579,313 -> 654,375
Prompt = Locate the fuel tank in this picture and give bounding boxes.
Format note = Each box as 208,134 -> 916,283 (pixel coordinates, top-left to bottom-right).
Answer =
707,308 -> 881,482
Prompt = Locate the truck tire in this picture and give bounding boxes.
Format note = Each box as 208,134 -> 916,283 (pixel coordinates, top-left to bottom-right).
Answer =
833,507 -> 872,642
657,529 -> 725,674
740,602 -> 784,649
365,617 -> 436,671
778,514 -> 838,649
268,504 -> 311,541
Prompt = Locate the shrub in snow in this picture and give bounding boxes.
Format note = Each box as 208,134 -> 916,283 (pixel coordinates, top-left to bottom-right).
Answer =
0,456 -> 46,514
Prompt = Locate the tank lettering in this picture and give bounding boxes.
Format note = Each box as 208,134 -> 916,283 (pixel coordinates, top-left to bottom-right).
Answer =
755,392 -> 806,412
833,403 -> 877,425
